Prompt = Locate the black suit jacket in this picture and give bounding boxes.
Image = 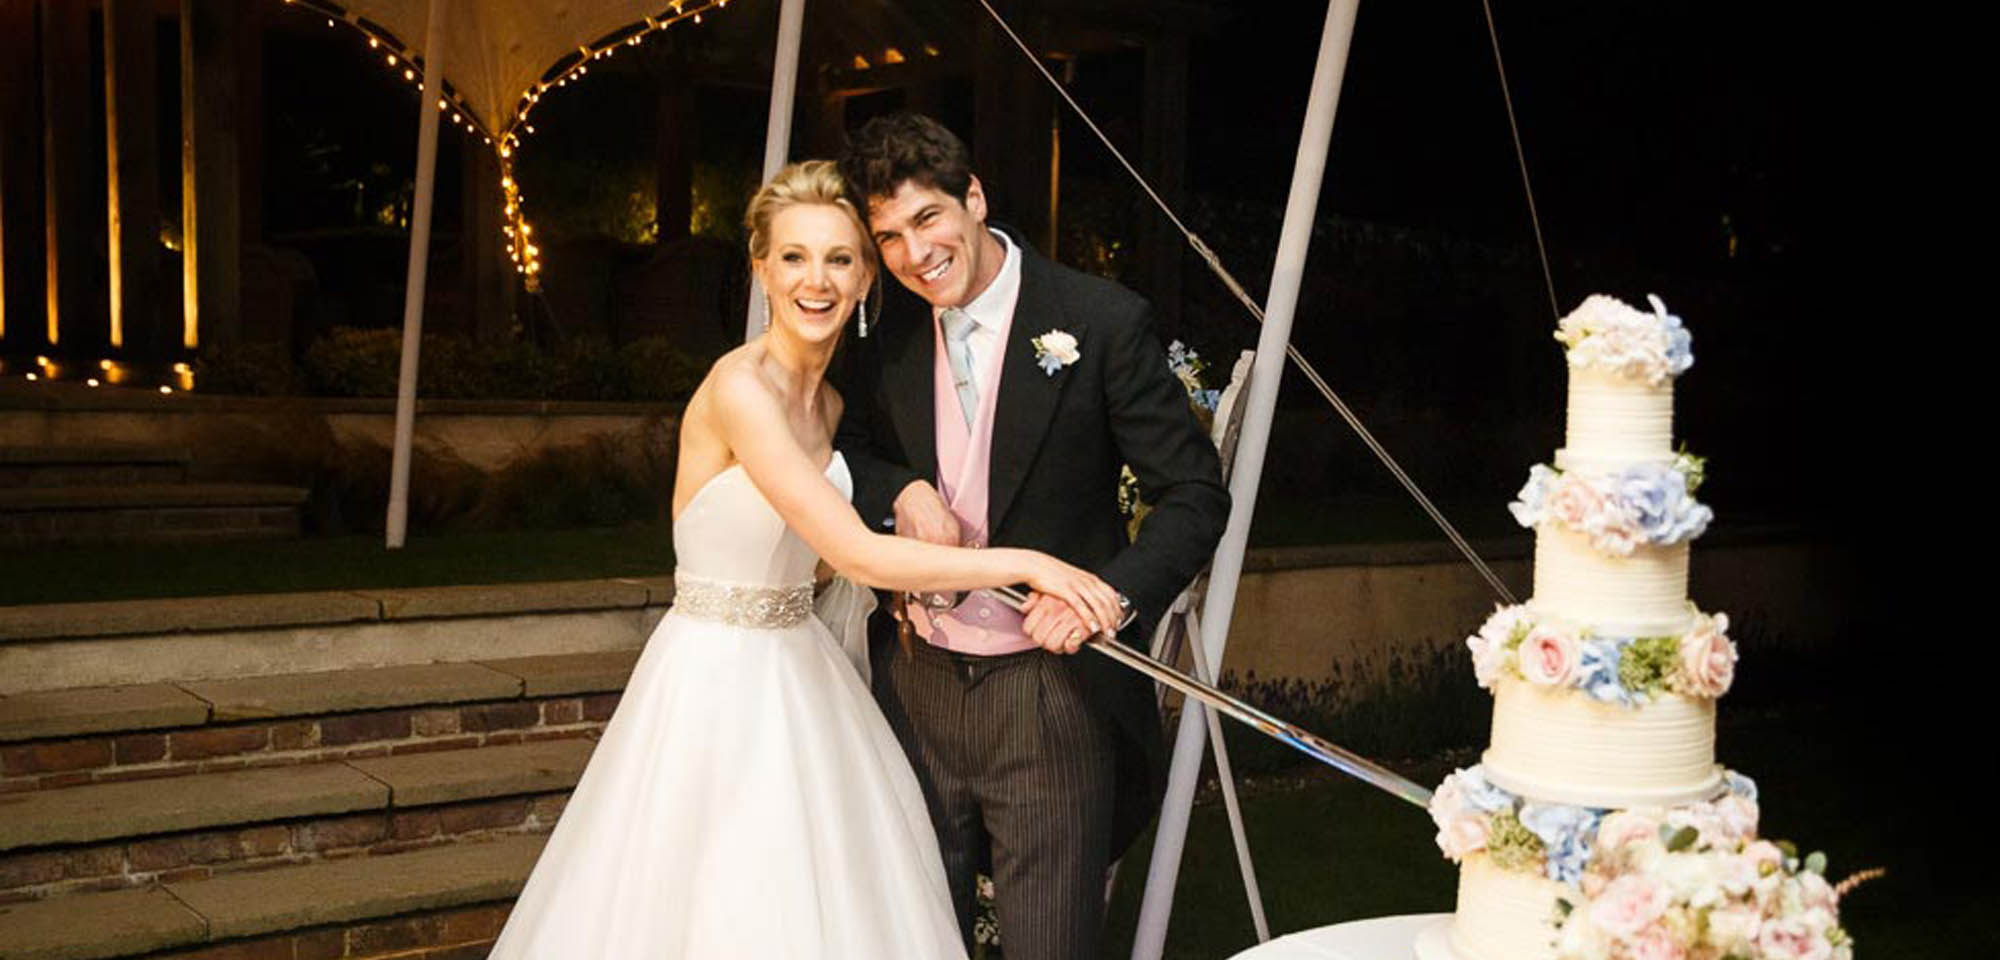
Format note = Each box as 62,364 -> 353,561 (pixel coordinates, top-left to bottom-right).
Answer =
833,237 -> 1230,852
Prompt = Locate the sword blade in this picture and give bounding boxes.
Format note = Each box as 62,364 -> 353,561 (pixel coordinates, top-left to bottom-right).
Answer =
984,586 -> 1433,808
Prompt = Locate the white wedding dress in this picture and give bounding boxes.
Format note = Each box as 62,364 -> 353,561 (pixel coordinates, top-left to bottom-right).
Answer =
489,453 -> 967,959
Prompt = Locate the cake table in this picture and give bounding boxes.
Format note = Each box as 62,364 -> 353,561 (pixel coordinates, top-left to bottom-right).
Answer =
1228,914 -> 1446,960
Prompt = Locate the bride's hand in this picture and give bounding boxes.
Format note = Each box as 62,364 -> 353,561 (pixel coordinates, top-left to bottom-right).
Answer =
1017,554 -> 1123,650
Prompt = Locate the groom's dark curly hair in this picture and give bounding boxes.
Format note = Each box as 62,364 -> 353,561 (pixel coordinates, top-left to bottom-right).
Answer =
836,112 -> 974,208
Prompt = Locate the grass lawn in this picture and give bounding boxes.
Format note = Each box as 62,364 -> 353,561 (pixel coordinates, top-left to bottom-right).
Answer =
1099,703 -> 1972,959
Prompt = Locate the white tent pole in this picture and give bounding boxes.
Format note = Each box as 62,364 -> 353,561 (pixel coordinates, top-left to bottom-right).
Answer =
744,0 -> 807,342
1130,0 -> 1361,955
385,0 -> 449,548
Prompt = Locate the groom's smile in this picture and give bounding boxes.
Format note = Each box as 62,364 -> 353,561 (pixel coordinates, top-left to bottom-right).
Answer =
867,177 -> 1005,310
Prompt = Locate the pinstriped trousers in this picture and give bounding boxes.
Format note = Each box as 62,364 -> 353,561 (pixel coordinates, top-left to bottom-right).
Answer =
877,641 -> 1116,960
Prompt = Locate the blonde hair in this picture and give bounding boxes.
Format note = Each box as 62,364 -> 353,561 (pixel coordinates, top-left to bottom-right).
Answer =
744,160 -> 877,277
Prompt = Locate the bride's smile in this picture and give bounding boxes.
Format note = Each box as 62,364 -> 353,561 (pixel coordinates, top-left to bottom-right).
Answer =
756,203 -> 871,351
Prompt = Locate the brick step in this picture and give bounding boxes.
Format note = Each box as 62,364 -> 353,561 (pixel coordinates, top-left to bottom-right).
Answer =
0,484 -> 310,546
0,653 -> 639,791
0,832 -> 544,960
0,445 -> 191,489
0,738 -> 587,902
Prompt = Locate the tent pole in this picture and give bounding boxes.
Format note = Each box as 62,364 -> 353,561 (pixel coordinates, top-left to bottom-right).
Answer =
385,0 -> 449,548
745,0 -> 806,342
1129,0 -> 1361,955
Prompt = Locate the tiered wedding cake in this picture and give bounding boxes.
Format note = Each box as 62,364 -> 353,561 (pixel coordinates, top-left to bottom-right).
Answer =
1413,295 -> 1851,960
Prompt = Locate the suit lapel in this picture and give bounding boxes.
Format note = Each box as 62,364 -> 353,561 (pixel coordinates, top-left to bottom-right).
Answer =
988,251 -> 1081,534
881,292 -> 938,484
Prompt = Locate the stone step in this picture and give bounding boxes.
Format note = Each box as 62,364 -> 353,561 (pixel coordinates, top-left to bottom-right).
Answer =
0,738 -> 593,853
0,484 -> 308,546
0,445 -> 190,489
0,579 -> 668,696
0,653 -> 638,791
0,833 -> 544,960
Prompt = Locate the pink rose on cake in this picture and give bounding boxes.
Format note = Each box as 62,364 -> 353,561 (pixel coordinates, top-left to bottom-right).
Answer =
1755,914 -> 1835,960
1518,625 -> 1581,687
1596,810 -> 1663,855
1629,924 -> 1687,960
1587,874 -> 1673,938
1674,612 -> 1736,698
1436,814 -> 1489,860
1547,474 -> 1605,529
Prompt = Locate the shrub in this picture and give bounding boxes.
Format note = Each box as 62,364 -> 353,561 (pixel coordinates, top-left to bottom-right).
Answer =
303,327 -> 402,397
194,342 -> 299,396
620,336 -> 708,401
288,328 -> 706,402
468,427 -> 675,529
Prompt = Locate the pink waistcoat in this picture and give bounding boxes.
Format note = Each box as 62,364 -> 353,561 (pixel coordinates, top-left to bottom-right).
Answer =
908,314 -> 1035,655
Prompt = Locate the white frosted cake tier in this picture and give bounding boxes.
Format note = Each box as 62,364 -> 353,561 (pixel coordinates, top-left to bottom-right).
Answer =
1562,365 -> 1673,464
1481,678 -> 1721,808
1413,856 -> 1560,960
1530,525 -> 1691,638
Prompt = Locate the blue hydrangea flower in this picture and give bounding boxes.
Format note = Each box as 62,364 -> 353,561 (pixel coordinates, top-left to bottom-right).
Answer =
1458,765 -> 1518,814
1615,463 -> 1711,546
1520,802 -> 1602,888
1725,770 -> 1759,802
1648,295 -> 1695,376
1575,638 -> 1635,705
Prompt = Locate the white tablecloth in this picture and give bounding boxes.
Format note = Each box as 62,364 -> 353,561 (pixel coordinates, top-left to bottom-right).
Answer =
1228,914 -> 1447,960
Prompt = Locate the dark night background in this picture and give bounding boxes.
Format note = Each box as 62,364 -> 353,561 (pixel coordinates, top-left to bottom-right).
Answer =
246,0 -> 1904,723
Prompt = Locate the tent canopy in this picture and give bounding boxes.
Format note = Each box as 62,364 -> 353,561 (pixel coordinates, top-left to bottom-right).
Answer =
302,0 -> 735,138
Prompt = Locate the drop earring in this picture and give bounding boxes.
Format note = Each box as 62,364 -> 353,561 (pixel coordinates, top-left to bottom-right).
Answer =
857,291 -> 871,338
760,296 -> 772,331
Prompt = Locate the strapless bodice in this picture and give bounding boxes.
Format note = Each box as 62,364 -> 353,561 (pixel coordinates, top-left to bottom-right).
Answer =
672,453 -> 847,590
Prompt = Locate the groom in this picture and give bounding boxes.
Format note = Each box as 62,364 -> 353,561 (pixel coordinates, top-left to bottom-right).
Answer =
833,113 -> 1228,959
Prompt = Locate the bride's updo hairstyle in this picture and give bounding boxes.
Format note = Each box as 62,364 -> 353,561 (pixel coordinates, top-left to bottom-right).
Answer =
744,160 -> 877,278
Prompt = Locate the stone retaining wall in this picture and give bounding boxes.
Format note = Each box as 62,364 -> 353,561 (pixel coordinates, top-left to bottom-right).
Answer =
0,791 -> 572,905
0,392 -> 682,476
0,694 -> 616,793
0,529 -> 1840,698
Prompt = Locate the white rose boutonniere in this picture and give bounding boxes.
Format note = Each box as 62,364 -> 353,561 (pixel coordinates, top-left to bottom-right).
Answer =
1030,329 -> 1080,376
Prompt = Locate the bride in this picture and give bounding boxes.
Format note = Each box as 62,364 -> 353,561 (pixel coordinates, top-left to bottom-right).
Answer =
486,161 -> 1123,959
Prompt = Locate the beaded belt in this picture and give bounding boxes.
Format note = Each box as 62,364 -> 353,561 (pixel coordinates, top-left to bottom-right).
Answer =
671,572 -> 815,629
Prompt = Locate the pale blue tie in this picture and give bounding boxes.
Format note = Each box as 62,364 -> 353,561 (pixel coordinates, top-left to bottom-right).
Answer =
941,307 -> 980,431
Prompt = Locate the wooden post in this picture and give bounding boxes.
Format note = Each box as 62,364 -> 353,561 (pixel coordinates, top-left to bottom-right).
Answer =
181,0 -> 243,352
1141,35 -> 1189,327
0,0 -> 42,350
105,0 -> 163,359
42,0 -> 95,354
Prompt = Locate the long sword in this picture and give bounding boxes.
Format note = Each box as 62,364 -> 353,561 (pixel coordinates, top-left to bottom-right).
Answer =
972,585 -> 1433,808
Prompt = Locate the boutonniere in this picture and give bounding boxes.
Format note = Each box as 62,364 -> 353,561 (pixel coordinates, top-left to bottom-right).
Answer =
1030,329 -> 1080,376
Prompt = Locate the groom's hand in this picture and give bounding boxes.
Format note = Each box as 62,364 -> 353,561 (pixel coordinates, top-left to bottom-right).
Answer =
1022,593 -> 1094,655
893,480 -> 961,546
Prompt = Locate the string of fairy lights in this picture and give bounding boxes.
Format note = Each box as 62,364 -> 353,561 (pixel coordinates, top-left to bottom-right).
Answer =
280,0 -> 732,286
